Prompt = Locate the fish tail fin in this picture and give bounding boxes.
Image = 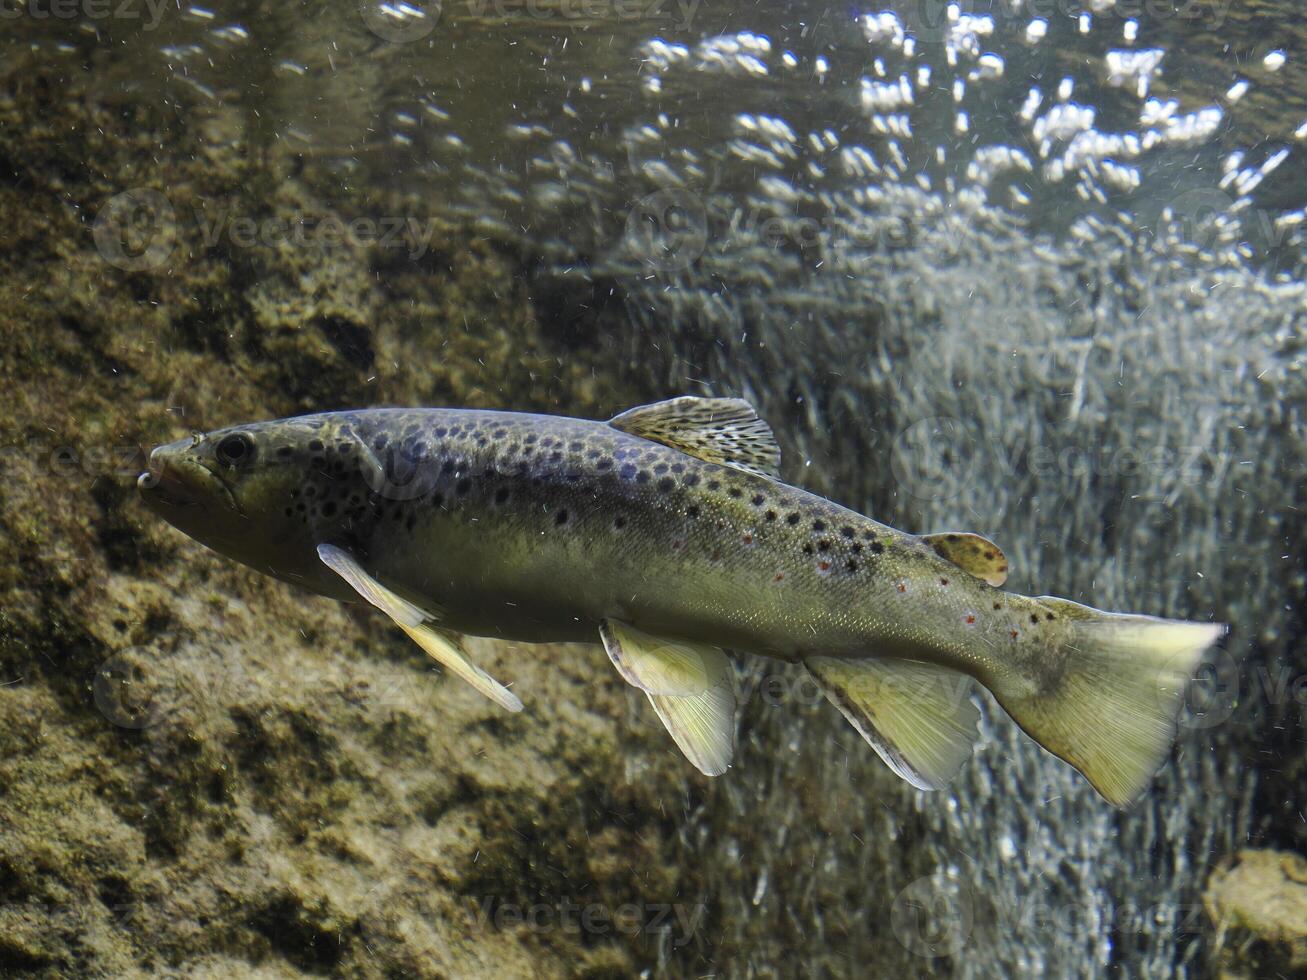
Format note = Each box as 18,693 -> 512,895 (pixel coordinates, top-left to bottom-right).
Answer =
992,598 -> 1225,806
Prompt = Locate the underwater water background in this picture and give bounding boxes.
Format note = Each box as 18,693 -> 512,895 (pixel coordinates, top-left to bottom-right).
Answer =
0,0 -> 1304,977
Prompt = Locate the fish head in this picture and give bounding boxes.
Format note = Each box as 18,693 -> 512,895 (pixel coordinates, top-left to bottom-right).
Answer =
138,420 -> 329,582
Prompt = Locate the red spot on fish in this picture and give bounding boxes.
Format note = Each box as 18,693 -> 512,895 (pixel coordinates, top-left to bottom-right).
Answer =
896,582 -> 907,593
940,577 -> 949,586
1009,629 -> 1019,640
742,533 -> 753,545
774,572 -> 784,582
818,560 -> 831,571
965,614 -> 976,625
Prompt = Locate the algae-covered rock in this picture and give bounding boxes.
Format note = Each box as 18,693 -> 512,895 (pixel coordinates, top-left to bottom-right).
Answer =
1204,849 -> 1307,980
0,61 -> 705,979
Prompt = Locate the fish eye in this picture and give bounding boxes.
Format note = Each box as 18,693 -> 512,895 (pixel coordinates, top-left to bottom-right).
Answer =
215,433 -> 256,468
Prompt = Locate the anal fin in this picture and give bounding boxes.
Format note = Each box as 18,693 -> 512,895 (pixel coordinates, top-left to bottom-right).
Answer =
805,656 -> 979,790
600,620 -> 736,776
317,543 -> 522,713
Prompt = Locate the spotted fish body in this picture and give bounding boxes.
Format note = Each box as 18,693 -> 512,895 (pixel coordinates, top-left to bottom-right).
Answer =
140,398 -> 1224,806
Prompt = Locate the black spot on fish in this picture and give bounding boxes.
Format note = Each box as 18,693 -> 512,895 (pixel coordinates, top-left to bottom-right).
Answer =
841,526 -> 855,538
671,462 -> 685,474
993,602 -> 1002,610
636,471 -> 650,484
432,492 -> 445,508
309,439 -> 324,452
1030,614 -> 1040,625
654,462 -> 669,475
555,509 -> 569,525
751,493 -> 765,506
277,446 -> 294,458
802,543 -> 814,556
870,541 -> 885,554
813,520 -> 826,532
786,513 -> 800,525
587,448 -> 601,459
597,458 -> 613,471
455,479 -> 471,496
686,505 -> 700,519
846,560 -> 858,572
614,515 -> 627,530
765,510 -> 777,522
852,542 -> 863,554
658,477 -> 675,492
728,487 -> 742,498
684,473 -> 699,487
322,501 -> 337,517
525,434 -> 537,444
817,540 -> 830,552
1046,613 -> 1055,621
495,487 -> 510,505
708,480 -> 721,491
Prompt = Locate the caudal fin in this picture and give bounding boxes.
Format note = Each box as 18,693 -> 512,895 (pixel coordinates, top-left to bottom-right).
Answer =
993,598 -> 1225,807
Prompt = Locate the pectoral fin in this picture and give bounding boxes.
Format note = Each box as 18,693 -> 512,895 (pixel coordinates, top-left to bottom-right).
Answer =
805,656 -> 979,790
922,532 -> 1009,587
317,544 -> 523,713
600,620 -> 736,776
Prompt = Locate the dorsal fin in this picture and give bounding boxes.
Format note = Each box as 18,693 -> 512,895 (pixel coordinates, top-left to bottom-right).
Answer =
921,532 -> 1009,587
608,397 -> 781,478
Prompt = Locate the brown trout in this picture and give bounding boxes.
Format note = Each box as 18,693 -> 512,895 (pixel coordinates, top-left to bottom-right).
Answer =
138,398 -> 1224,805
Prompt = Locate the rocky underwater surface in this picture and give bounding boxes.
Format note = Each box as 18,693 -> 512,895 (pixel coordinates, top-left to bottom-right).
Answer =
0,1 -> 1306,978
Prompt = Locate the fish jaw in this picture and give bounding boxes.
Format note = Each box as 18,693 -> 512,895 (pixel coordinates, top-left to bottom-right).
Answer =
137,436 -> 327,592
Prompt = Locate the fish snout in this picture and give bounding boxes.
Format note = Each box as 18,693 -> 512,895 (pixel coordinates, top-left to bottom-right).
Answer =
137,438 -> 206,503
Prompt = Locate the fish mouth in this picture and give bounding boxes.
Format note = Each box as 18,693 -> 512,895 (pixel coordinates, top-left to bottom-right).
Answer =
138,442 -> 242,517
